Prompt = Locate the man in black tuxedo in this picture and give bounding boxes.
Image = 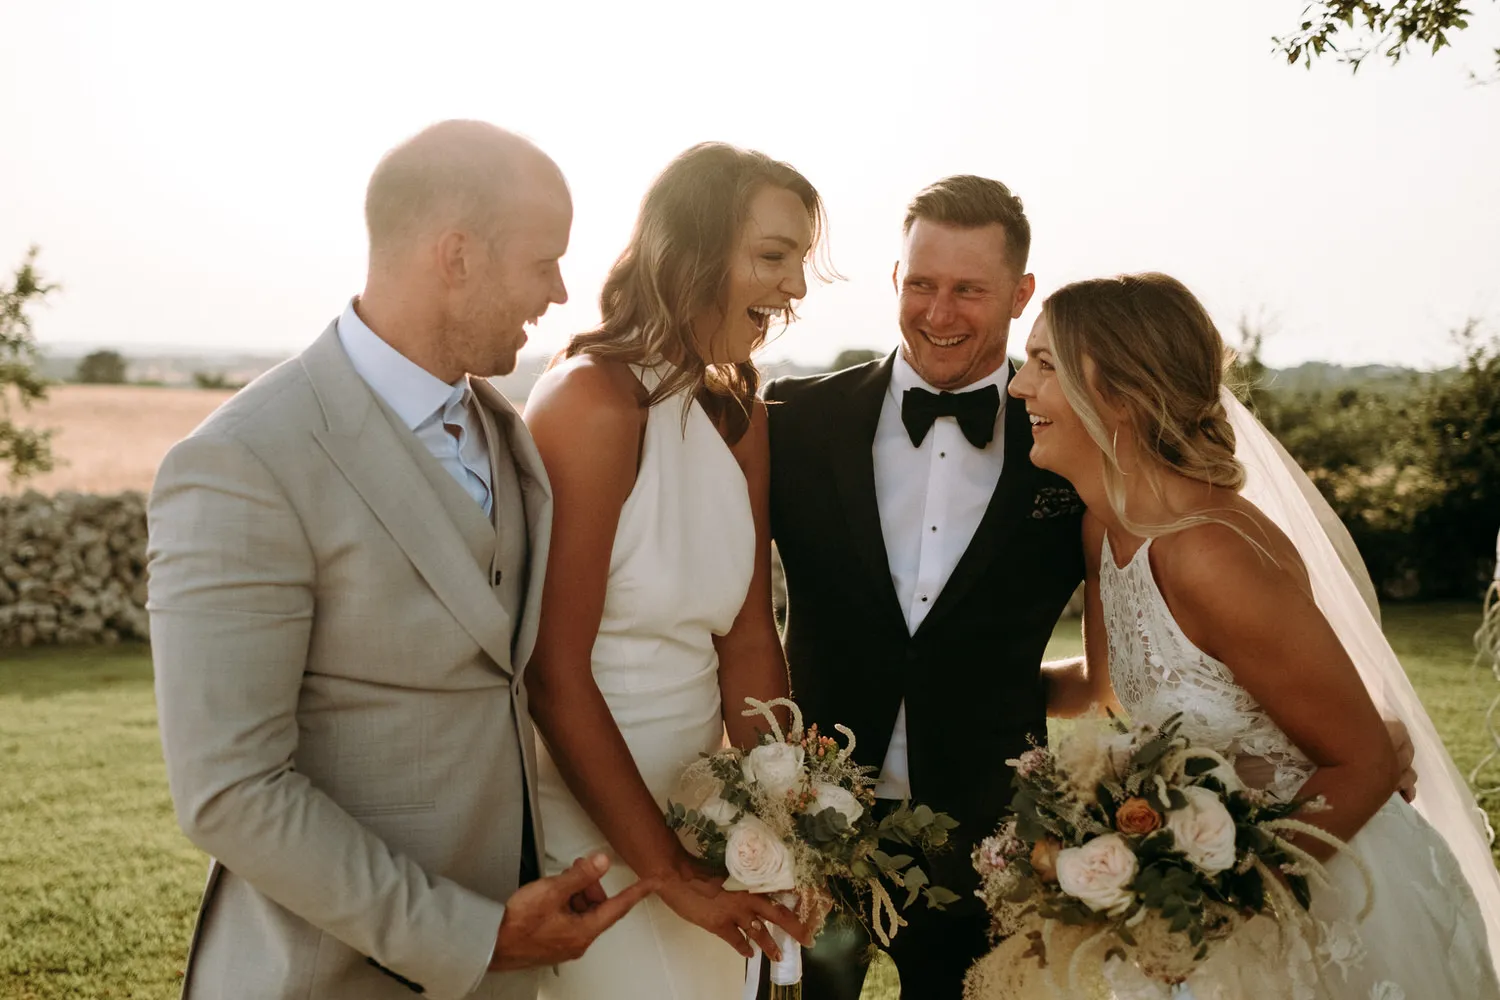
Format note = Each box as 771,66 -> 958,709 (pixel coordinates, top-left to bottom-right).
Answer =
762,175 -> 1090,998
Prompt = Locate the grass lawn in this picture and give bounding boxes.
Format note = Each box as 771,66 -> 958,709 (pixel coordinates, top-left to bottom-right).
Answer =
2,603 -> 1496,999
0,646 -> 201,1000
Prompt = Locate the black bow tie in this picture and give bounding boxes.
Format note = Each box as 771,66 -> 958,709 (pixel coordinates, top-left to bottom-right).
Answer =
901,384 -> 1000,449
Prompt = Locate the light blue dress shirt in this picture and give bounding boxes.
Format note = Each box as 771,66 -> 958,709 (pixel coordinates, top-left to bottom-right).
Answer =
336,299 -> 493,516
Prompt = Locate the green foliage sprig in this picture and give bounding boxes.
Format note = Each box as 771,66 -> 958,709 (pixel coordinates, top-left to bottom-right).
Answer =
1273,0 -> 1498,77
0,246 -> 57,483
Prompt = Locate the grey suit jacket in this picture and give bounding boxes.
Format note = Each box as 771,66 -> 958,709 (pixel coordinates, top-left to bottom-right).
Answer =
147,322 -> 552,1000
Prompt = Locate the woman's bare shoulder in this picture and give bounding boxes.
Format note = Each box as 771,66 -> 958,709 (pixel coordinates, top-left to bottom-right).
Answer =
1159,498 -> 1303,581
525,353 -> 646,426
1150,497 -> 1315,642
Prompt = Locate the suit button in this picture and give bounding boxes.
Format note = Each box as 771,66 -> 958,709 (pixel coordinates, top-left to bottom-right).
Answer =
492,570 -> 503,585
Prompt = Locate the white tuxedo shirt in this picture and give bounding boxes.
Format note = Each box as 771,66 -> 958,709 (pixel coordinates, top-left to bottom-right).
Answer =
871,353 -> 1009,798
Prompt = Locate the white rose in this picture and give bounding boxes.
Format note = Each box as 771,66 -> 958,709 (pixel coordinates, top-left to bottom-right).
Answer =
1166,785 -> 1238,873
1055,834 -> 1138,916
810,783 -> 864,826
723,815 -> 797,893
741,742 -> 806,796
699,795 -> 741,829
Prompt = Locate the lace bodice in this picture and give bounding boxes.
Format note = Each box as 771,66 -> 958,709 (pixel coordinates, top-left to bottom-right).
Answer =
1099,535 -> 1315,802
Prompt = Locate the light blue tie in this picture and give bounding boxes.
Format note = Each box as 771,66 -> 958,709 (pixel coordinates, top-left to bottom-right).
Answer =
440,388 -> 492,515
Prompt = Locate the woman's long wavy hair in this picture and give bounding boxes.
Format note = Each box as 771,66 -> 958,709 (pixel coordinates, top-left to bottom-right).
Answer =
563,142 -> 832,444
1042,272 -> 1254,544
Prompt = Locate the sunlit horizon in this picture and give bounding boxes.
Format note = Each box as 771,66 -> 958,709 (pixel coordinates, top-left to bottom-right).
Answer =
3,1 -> 1497,374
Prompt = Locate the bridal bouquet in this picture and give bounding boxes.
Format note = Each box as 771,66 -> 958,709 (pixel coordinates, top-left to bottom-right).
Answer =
667,697 -> 959,997
963,713 -> 1373,1000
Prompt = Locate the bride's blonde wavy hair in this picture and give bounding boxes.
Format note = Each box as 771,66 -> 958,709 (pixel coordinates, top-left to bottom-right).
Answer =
1042,272 -> 1254,544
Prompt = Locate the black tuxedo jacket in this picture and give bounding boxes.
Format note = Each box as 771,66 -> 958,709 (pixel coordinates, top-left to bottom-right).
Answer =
765,354 -> 1086,886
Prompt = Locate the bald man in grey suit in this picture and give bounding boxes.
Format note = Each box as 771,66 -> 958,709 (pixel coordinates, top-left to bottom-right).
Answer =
147,121 -> 651,1000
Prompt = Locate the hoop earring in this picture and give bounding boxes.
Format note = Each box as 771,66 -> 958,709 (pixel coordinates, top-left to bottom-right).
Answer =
1112,427 -> 1130,476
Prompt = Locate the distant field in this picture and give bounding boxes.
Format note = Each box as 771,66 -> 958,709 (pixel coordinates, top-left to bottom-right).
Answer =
2,385 -> 233,496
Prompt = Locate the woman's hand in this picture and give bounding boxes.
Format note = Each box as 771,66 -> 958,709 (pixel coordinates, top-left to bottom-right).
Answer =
655,862 -> 812,961
1385,718 -> 1417,802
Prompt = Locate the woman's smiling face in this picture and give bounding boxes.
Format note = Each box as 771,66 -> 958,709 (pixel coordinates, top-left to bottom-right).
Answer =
691,184 -> 812,363
1008,314 -> 1100,483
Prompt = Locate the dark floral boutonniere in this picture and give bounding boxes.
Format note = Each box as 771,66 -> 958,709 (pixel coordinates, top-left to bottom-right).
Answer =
1031,484 -> 1085,520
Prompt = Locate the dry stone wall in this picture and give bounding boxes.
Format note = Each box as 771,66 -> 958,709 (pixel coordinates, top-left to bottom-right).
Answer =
1,497 -> 1080,649
0,491 -> 149,647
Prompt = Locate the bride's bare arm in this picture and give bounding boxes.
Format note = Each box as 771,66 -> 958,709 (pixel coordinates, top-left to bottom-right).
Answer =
714,401 -> 792,749
1046,512 -> 1121,718
523,363 -> 805,958
1157,523 -> 1400,857
523,361 -> 682,880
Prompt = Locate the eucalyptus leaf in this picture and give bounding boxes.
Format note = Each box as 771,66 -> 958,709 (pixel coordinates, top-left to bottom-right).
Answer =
924,886 -> 961,908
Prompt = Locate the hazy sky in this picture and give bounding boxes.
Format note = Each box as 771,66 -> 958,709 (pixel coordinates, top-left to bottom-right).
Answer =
2,1 -> 1497,371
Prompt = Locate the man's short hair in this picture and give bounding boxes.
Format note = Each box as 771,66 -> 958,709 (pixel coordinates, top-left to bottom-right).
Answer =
903,174 -> 1031,272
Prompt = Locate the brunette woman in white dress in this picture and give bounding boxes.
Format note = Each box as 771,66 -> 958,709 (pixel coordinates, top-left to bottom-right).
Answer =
523,144 -> 828,1000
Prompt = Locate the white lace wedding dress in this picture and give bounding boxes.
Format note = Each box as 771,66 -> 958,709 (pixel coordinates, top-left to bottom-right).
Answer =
536,369 -> 753,1000
1099,534 -> 1500,1000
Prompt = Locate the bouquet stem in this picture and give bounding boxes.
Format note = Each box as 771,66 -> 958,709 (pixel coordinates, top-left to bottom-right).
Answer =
760,891 -> 804,999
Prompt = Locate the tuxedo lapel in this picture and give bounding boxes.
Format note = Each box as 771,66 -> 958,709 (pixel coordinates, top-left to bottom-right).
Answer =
299,325 -> 518,676
827,352 -> 906,627
917,370 -> 1039,637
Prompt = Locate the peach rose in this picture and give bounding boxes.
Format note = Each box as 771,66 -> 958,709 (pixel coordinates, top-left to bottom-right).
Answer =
1115,797 -> 1162,836
1030,839 -> 1062,882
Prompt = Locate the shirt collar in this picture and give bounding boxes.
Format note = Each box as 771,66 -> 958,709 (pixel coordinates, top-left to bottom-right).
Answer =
337,298 -> 466,430
889,350 -> 1011,408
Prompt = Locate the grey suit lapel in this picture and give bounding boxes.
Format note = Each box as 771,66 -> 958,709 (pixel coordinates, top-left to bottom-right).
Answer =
299,323 -> 518,676
469,375 -> 553,855
470,376 -> 553,676
374,391 -> 496,566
